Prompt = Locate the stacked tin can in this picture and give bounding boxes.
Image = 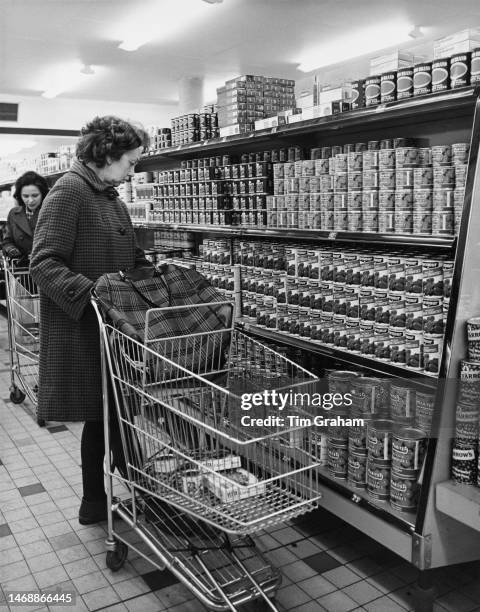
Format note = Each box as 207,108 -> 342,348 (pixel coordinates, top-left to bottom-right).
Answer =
451,317 -> 480,485
422,258 -> 445,374
326,370 -> 360,480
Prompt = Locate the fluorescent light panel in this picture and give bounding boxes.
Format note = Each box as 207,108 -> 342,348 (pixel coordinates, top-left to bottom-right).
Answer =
117,0 -> 217,51
297,21 -> 413,72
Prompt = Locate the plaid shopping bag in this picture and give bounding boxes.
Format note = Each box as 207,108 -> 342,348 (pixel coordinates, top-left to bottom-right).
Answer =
94,264 -> 233,377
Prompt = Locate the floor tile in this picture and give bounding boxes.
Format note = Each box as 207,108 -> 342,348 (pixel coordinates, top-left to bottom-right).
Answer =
291,602 -> 328,612
82,585 -> 121,611
26,551 -> 61,573
124,592 -> 168,611
34,565 -> 69,589
318,589 -> 359,612
364,596 -> 411,612
73,571 -> 110,595
18,482 -> 46,497
48,531 -> 81,551
303,551 -> 342,574
113,577 -> 151,600
276,583 -> 312,610
436,591 -> 479,612
322,566 -> 363,589
141,569 -> 179,591
299,575 -> 338,599
343,581 -> 385,606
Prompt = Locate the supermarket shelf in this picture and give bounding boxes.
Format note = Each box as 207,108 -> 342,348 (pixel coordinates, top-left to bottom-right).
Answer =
137,87 -> 479,167
132,223 -> 456,250
436,481 -> 480,532
236,319 -> 438,389
0,169 -> 67,191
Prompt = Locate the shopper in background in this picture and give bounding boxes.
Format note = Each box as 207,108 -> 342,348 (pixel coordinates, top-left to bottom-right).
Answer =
30,116 -> 150,525
2,170 -> 49,264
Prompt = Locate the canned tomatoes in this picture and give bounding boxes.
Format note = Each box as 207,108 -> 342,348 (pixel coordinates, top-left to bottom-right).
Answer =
390,383 -> 415,425
367,461 -> 391,501
390,470 -> 419,511
348,453 -> 367,488
327,443 -> 348,479
392,427 -> 426,475
367,419 -> 393,463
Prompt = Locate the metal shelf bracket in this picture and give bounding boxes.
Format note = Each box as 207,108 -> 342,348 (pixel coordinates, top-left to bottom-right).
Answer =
412,533 -> 432,569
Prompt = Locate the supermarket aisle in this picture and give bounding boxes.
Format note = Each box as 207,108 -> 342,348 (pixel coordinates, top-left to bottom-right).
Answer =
1,316 -> 480,612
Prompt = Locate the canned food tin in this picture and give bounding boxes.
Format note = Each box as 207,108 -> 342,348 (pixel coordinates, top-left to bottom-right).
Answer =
327,370 -> 360,395
414,168 -> 433,189
450,52 -> 471,88
367,461 -> 391,501
451,443 -> 477,484
432,57 -> 450,92
379,170 -> 395,190
379,149 -> 396,170
397,67 -> 414,99
452,142 -> 470,165
351,80 -> 365,109
379,189 -> 395,209
396,168 -> 414,189
362,170 -> 379,190
381,71 -> 397,103
348,191 -> 363,211
418,147 -> 433,167
365,75 -> 381,106
363,150 -> 379,170
455,164 -> 467,189
395,147 -> 420,168
433,166 -> 455,189
351,378 -> 389,417
378,210 -> 395,233
471,48 -> 480,84
348,421 -> 369,455
348,453 -> 367,488
335,154 -> 348,174
347,151 -> 363,172
392,427 -> 426,475
431,145 -> 452,167
380,139 -> 394,150
413,62 -> 432,96
394,210 -> 413,234
395,190 -> 413,210
389,339 -> 406,364
327,443 -> 348,479
433,188 -> 454,210
348,173 -> 363,191
405,332 -> 423,371
390,470 -> 419,511
367,420 -> 393,463
413,189 -> 433,214
347,211 -> 362,232
390,383 -> 415,424
423,334 -> 443,374
432,210 -> 454,235
315,158 -> 330,175
413,212 -> 432,234
415,391 -> 435,433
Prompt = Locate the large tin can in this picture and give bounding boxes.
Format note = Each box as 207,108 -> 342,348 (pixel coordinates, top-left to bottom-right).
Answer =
390,383 -> 415,425
397,67 -> 414,99
367,419 -> 393,462
365,75 -> 381,106
327,443 -> 348,479
380,71 -> 397,103
351,377 -> 389,417
471,48 -> 480,85
451,442 -> 477,484
450,52 -> 471,89
392,427 -> 426,475
390,470 -> 419,512
367,461 -> 391,502
432,57 -> 450,92
413,62 -> 432,96
348,452 -> 368,489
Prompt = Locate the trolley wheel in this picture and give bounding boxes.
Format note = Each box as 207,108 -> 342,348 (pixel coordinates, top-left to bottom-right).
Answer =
10,387 -> 26,404
37,417 -> 46,428
106,541 -> 128,572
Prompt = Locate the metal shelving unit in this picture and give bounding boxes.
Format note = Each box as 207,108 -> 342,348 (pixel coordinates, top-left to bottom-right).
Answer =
135,87 -> 480,585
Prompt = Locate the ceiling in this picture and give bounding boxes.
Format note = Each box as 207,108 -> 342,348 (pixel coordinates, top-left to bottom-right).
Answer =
1,0 -> 480,107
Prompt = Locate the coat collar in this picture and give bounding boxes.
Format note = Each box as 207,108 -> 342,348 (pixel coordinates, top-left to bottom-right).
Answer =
12,205 -> 38,236
70,160 -> 119,198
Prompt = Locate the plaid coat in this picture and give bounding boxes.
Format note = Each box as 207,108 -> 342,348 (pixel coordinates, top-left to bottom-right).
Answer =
2,205 -> 40,259
30,160 -> 147,422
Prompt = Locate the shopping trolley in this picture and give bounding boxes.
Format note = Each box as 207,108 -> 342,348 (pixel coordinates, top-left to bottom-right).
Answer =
3,256 -> 43,426
92,294 -> 323,611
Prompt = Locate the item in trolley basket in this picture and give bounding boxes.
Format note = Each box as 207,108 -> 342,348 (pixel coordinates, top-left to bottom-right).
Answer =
397,67 -> 414,99
451,442 -> 477,484
367,419 -> 393,463
327,443 -> 348,479
347,452 -> 367,489
390,470 -> 419,512
204,468 -> 267,502
450,52 -> 471,88
432,57 -> 451,92
413,62 -> 432,96
391,427 -> 426,476
367,461 -> 391,502
179,469 -> 204,496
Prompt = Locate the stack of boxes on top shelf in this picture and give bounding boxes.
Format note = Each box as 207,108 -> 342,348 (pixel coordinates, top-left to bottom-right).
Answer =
170,105 -> 219,146
217,75 -> 297,136
146,125 -> 172,152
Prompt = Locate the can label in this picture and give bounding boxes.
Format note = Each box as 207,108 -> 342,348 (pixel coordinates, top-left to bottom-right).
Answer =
471,49 -> 480,84
451,444 -> 477,484
413,63 -> 432,96
367,420 -> 393,462
392,428 -> 426,475
433,166 -> 455,189
379,170 -> 395,190
327,444 -> 348,479
367,462 -> 391,501
397,67 -> 414,99
432,210 -> 454,235
381,72 -> 397,103
363,150 -> 379,170
432,58 -> 450,92
396,168 -> 414,189
450,52 -> 471,88
351,79 -> 366,109
348,453 -> 367,488
379,149 -> 396,170
414,168 -> 433,190
390,384 -> 415,423
365,76 -> 381,106
390,470 -> 419,511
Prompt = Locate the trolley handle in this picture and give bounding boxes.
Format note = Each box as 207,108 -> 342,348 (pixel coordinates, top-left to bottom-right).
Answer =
93,294 -> 142,341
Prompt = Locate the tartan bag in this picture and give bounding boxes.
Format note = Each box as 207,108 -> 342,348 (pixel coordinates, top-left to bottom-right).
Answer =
94,263 -> 233,378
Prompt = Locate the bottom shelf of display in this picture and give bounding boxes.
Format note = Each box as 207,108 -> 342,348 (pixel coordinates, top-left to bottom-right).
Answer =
237,319 -> 437,388
436,481 -> 480,532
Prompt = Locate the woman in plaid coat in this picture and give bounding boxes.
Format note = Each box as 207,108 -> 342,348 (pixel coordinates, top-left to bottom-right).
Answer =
30,116 -> 149,525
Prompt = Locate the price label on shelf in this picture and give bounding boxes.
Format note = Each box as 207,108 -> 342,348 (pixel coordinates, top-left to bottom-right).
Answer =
328,232 -> 337,240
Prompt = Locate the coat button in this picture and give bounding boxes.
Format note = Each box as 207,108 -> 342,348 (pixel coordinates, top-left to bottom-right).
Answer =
67,289 -> 75,297
119,227 -> 126,235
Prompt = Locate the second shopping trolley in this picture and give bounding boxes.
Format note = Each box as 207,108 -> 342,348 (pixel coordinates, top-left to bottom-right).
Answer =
92,265 -> 323,610
3,255 -> 43,426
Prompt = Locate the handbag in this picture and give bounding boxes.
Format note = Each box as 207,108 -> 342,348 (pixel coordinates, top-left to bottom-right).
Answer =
94,263 -> 233,378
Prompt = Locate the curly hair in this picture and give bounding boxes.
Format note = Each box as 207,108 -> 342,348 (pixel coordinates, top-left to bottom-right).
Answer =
14,171 -> 49,207
76,116 -> 150,168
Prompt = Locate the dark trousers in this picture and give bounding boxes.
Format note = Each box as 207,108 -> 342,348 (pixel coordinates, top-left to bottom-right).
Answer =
80,415 -> 127,501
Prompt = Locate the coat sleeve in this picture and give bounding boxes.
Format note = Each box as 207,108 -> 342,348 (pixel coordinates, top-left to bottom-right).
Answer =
29,180 -> 94,321
2,212 -> 22,258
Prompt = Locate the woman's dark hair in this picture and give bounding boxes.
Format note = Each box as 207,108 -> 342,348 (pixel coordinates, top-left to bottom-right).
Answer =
76,115 -> 150,168
13,171 -> 49,207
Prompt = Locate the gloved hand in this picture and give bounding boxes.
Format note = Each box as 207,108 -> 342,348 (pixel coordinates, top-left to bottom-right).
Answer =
4,246 -> 22,259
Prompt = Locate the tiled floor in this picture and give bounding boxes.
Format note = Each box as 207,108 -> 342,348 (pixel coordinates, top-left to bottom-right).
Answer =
1,314 -> 480,612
